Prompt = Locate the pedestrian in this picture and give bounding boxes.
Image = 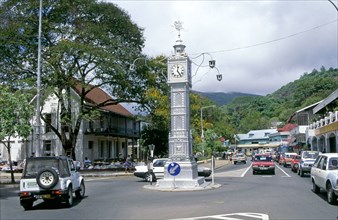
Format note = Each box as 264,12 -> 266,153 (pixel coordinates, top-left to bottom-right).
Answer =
124,158 -> 131,173
84,157 -> 91,163
84,157 -> 91,169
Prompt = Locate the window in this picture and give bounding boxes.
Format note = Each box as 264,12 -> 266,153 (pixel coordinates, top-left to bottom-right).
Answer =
100,141 -> 105,158
45,114 -> 52,133
44,140 -> 52,156
88,141 -> 93,149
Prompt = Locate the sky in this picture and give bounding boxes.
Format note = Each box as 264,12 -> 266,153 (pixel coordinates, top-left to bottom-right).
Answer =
108,0 -> 337,96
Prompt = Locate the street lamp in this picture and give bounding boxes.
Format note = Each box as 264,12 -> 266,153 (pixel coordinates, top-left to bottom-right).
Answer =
200,105 -> 216,159
148,144 -> 155,184
34,0 -> 43,157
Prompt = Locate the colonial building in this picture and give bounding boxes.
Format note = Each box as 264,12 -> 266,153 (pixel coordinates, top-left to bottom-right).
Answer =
236,129 -> 279,155
0,86 -> 141,163
306,89 -> 338,153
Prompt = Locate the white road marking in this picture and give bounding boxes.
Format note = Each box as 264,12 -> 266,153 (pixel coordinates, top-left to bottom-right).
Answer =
170,212 -> 269,220
214,167 -> 249,177
275,164 -> 291,177
241,164 -> 252,177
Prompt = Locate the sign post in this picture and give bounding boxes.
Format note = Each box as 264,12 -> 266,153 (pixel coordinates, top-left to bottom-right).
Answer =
167,162 -> 181,188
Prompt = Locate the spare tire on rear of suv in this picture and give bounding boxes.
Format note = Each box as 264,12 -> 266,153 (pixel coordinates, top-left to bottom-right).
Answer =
36,167 -> 59,189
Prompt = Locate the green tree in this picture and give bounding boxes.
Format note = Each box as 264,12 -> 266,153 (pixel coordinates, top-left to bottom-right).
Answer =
137,56 -> 169,158
0,0 -> 147,159
0,87 -> 34,183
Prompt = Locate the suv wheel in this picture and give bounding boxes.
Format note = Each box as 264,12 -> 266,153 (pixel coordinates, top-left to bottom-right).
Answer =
65,186 -> 73,208
36,167 -> 59,189
75,180 -> 85,199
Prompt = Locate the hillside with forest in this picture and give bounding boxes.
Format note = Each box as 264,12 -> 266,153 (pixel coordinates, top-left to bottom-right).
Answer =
221,67 -> 338,133
193,91 -> 260,106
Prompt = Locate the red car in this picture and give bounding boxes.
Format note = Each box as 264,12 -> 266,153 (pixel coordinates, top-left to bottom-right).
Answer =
290,155 -> 301,172
252,154 -> 275,175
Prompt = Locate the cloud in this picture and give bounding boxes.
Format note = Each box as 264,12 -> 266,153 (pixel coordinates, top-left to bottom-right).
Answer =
110,0 -> 337,95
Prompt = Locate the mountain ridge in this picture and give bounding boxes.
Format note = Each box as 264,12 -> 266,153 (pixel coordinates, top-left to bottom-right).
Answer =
192,91 -> 260,106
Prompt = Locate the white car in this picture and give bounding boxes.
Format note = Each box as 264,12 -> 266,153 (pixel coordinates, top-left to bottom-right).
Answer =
19,156 -> 85,210
231,153 -> 247,165
298,151 -> 320,177
133,158 -> 212,182
311,153 -> 338,205
134,158 -> 167,182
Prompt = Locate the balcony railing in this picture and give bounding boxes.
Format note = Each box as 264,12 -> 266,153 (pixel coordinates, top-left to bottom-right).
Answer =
84,126 -> 140,138
308,111 -> 338,129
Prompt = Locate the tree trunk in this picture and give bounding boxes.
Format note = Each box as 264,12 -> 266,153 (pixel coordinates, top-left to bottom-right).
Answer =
6,139 -> 15,183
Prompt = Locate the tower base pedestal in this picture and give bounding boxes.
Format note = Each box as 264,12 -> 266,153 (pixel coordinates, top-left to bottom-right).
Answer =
155,159 -> 207,189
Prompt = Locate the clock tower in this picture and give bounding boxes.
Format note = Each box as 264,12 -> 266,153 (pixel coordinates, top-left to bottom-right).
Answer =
156,21 -> 205,189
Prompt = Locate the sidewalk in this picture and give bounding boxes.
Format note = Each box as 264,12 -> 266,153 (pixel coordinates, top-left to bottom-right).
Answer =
0,159 -> 230,186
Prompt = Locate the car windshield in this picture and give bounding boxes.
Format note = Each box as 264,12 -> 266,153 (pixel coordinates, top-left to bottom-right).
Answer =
329,158 -> 338,170
303,152 -> 319,159
255,155 -> 272,161
23,158 -> 59,178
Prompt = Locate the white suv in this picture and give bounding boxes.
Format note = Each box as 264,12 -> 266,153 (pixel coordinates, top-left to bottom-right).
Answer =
311,153 -> 338,205
298,151 -> 320,177
19,156 -> 85,210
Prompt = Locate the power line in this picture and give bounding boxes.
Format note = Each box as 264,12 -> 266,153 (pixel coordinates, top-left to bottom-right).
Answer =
191,19 -> 338,56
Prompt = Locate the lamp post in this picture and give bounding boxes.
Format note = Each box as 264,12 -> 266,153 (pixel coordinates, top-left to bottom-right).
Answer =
34,0 -> 43,157
148,144 -> 155,184
200,105 -> 216,159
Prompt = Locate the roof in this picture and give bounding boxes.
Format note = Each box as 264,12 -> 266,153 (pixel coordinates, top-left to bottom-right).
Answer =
296,101 -> 322,113
240,129 -> 278,140
277,124 -> 298,132
313,89 -> 338,114
74,84 -> 132,117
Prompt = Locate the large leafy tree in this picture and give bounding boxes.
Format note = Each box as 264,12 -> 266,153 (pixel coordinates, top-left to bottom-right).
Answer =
0,87 -> 34,183
137,56 -> 170,158
0,0 -> 149,159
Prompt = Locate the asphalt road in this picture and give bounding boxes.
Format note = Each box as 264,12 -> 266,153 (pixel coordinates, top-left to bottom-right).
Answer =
1,160 -> 337,220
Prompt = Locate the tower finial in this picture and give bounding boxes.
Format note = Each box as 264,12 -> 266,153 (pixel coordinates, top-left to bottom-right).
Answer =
174,20 -> 184,40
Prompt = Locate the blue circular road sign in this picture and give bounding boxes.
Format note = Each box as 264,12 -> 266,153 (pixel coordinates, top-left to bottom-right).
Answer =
168,162 -> 181,176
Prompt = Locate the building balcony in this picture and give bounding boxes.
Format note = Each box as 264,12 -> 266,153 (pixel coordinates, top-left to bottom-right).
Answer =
84,126 -> 140,138
308,111 -> 338,136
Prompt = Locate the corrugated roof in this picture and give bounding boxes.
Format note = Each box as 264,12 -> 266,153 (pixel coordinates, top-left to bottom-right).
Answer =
241,129 -> 277,140
313,89 -> 338,114
74,84 -> 132,117
277,123 -> 298,132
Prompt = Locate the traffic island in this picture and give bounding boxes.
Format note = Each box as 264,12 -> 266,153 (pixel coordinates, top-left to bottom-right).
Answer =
143,181 -> 221,192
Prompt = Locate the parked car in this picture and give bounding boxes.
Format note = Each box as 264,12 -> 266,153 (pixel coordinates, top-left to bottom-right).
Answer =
133,158 -> 212,182
2,161 -> 25,173
279,152 -> 298,167
252,154 -> 275,175
19,156 -> 85,210
231,153 -> 247,165
311,153 -> 338,205
290,155 -> 301,173
298,151 -> 321,177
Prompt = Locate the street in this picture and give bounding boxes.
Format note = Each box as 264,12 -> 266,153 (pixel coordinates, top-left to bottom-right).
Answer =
1,160 -> 337,220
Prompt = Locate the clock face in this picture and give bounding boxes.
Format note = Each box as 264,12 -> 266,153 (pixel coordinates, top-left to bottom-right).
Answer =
171,64 -> 184,78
